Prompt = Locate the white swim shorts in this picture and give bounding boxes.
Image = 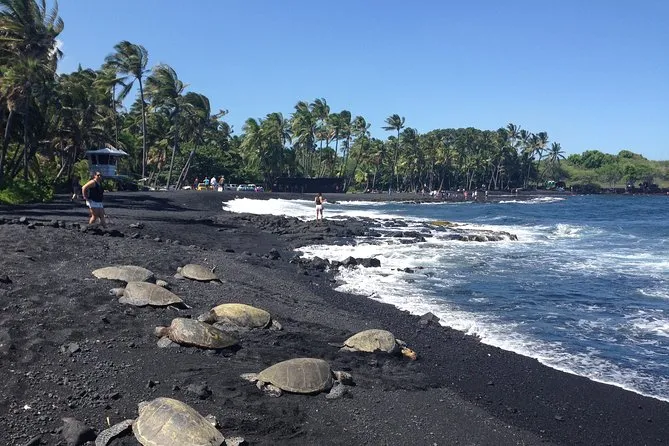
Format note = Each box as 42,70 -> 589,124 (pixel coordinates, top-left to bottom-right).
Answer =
86,200 -> 104,209
316,204 -> 323,211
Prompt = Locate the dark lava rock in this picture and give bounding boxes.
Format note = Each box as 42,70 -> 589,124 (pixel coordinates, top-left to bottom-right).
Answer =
61,417 -> 96,446
186,383 -> 212,400
356,257 -> 381,268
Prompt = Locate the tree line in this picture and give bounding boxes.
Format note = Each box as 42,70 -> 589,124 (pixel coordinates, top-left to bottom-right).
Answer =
1,0 -> 666,202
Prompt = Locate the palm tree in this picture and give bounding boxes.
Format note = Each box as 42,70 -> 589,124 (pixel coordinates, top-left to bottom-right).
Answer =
0,0 -> 63,183
345,115 -> 369,185
544,142 -> 565,179
176,91 -> 214,189
94,62 -> 127,147
145,64 -> 187,189
382,114 -> 405,191
105,41 -> 149,178
291,101 -> 316,175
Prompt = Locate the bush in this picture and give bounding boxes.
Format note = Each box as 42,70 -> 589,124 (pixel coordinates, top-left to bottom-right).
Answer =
0,180 -> 54,204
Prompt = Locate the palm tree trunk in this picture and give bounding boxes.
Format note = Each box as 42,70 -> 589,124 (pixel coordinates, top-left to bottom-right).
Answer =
23,112 -> 29,181
166,130 -> 178,189
0,109 -> 16,186
138,78 -> 147,178
112,85 -> 119,147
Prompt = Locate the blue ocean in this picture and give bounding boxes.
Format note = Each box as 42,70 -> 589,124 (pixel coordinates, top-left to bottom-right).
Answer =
225,195 -> 669,401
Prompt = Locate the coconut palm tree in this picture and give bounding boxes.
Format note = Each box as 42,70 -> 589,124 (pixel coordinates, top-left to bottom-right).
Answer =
105,41 -> 149,178
145,64 -> 188,189
0,0 -> 63,183
382,114 -> 405,192
544,142 -> 565,179
291,101 -> 316,175
94,62 -> 127,147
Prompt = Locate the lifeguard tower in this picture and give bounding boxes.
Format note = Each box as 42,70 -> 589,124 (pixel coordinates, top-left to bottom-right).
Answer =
85,146 -> 128,178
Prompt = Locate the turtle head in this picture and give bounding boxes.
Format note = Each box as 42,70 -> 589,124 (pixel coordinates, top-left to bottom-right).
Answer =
400,346 -> 418,361
333,370 -> 354,385
109,287 -> 124,297
154,326 -> 170,338
197,311 -> 216,324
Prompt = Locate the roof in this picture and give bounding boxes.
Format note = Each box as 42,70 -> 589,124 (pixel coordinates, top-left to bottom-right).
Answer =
85,147 -> 128,156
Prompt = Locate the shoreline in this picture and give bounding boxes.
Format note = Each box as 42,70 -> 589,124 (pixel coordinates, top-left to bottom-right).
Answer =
1,191 -> 668,445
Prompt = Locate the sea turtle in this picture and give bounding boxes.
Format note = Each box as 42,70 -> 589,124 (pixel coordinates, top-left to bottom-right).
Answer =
241,357 -> 353,397
340,329 -> 418,360
175,264 -> 220,282
198,303 -> 282,331
154,317 -> 238,349
93,265 -> 155,283
110,281 -> 185,307
95,397 -> 225,446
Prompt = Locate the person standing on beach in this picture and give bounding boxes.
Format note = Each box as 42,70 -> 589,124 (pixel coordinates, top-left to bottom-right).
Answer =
315,192 -> 326,221
70,175 -> 81,200
81,171 -> 107,228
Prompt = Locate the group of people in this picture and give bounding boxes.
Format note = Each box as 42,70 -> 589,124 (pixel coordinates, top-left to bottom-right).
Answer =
193,175 -> 225,190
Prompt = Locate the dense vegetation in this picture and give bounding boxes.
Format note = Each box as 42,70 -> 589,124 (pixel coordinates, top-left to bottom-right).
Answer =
1,0 -> 667,203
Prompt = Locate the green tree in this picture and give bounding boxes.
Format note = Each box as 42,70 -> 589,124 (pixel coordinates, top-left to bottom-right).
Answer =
382,114 -> 405,191
145,63 -> 188,189
0,0 -> 63,184
105,41 -> 149,178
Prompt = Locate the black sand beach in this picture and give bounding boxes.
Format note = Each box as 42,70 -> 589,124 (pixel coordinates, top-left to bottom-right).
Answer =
1,191 -> 667,446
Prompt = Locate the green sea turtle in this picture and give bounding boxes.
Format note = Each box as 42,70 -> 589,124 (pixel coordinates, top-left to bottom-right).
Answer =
241,358 -> 353,397
198,303 -> 282,331
340,329 -> 418,360
95,397 -> 225,446
154,317 -> 238,349
93,265 -> 155,283
175,264 -> 220,282
110,282 -> 185,307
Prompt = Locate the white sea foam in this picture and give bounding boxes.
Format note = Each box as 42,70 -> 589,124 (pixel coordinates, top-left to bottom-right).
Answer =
498,196 -> 566,204
223,197 -> 409,221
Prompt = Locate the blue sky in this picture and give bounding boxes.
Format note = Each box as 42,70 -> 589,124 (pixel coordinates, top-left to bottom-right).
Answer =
57,0 -> 668,160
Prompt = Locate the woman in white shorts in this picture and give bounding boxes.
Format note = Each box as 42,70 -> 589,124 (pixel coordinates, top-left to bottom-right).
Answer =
81,172 -> 107,228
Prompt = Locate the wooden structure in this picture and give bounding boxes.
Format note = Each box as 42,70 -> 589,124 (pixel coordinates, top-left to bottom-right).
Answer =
85,146 -> 128,178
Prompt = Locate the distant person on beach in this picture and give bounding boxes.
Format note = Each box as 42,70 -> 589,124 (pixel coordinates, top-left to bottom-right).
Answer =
315,192 -> 326,221
81,171 -> 106,228
193,177 -> 199,189
70,175 -> 81,200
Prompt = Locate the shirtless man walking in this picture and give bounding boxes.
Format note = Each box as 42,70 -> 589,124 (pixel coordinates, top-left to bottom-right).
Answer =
315,192 -> 326,221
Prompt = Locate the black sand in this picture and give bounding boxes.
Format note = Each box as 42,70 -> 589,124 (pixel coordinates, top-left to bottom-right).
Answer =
0,191 -> 667,446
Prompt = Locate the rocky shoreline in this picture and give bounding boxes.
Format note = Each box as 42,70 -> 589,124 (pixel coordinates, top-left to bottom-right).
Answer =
1,191 -> 668,445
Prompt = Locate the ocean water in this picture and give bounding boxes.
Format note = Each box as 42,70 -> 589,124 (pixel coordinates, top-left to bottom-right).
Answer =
224,195 -> 669,401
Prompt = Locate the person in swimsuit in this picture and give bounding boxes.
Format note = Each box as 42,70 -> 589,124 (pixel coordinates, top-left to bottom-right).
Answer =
81,171 -> 107,228
315,192 -> 325,221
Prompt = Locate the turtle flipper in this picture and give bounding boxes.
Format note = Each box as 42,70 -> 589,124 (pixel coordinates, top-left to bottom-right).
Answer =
263,383 -> 282,397
95,419 -> 133,446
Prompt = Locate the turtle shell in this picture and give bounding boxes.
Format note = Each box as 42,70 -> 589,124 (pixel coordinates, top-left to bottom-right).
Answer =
258,358 -> 333,394
93,265 -> 155,283
167,318 -> 238,349
132,397 -> 224,446
119,282 -> 183,307
207,303 -> 271,328
343,329 -> 398,354
180,264 -> 218,281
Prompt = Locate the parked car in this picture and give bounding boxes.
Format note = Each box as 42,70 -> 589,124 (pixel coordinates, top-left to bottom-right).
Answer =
224,183 -> 238,191
237,184 -> 257,191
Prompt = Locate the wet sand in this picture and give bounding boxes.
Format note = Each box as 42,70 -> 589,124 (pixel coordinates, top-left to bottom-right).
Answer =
0,190 -> 667,445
